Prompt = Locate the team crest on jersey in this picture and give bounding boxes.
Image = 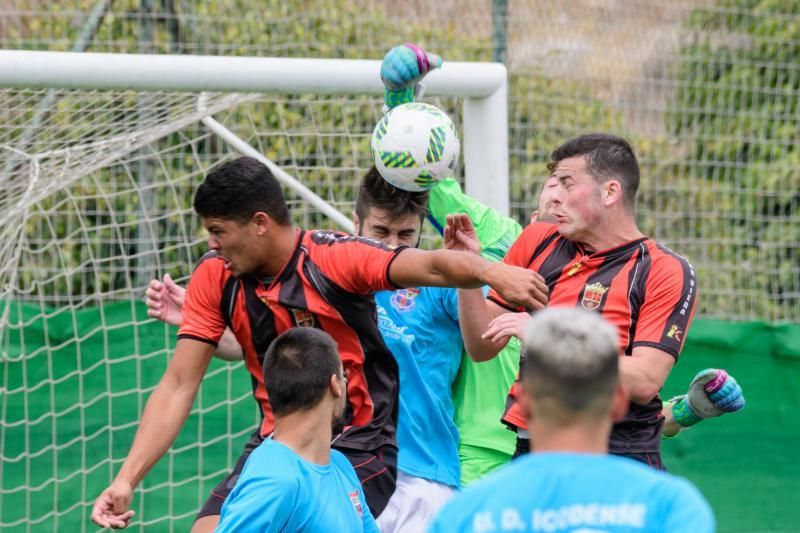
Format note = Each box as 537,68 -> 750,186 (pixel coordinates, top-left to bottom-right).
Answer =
289,307 -> 318,328
581,282 -> 609,310
390,288 -> 420,312
348,489 -> 363,518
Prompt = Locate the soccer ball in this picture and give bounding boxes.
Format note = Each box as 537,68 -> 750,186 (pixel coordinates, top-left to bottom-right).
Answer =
370,102 -> 460,192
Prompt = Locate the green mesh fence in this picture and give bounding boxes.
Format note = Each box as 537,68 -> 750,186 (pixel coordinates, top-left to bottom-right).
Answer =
1,301 -> 798,531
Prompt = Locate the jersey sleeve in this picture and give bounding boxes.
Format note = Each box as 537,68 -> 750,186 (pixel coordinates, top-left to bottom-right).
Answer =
631,251 -> 698,359
216,471 -> 297,533
307,231 -> 405,295
427,178 -> 523,263
486,222 -> 555,311
359,487 -> 380,533
176,256 -> 228,346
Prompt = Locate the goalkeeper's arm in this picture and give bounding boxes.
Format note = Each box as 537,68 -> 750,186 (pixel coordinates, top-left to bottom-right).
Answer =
663,368 -> 745,437
380,43 -> 442,110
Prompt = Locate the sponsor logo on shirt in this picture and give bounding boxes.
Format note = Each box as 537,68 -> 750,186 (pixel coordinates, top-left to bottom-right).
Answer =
581,282 -> 608,311
348,489 -> 363,518
377,307 -> 415,345
390,288 -> 420,312
666,324 -> 683,342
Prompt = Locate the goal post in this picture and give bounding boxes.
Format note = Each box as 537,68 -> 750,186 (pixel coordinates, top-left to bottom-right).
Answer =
0,49 -> 510,215
0,49 -> 508,531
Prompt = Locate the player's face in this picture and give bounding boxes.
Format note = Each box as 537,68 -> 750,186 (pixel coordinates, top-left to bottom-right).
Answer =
202,216 -> 261,277
549,156 -> 603,242
356,207 -> 422,249
534,176 -> 560,223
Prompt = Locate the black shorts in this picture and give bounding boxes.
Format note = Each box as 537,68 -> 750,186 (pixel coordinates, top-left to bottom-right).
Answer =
196,432 -> 398,521
512,435 -> 666,471
614,451 -> 666,471
339,445 -> 398,518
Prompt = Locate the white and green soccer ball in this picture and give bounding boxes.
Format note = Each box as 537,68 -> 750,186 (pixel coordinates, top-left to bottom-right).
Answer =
370,102 -> 460,192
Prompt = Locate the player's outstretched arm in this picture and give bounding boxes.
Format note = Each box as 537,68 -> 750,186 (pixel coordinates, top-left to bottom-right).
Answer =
663,368 -> 745,437
90,339 -> 215,529
145,275 -> 243,361
380,43 -> 442,110
389,246 -> 547,312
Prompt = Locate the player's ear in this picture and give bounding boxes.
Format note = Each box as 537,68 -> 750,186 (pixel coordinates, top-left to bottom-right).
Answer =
603,180 -> 623,207
251,212 -> 271,235
611,383 -> 630,423
352,211 -> 361,235
330,374 -> 343,398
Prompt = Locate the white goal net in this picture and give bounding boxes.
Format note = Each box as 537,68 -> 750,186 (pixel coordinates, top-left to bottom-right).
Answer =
0,57 -> 483,530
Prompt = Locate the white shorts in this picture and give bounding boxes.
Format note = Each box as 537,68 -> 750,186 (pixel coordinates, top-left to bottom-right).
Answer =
377,471 -> 456,532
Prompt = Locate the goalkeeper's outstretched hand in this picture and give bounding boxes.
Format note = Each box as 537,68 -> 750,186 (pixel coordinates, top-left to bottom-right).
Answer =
380,43 -> 442,109
670,368 -> 745,428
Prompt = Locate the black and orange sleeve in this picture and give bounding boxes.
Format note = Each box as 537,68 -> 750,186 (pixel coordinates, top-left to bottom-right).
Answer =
487,222 -> 555,311
307,231 -> 404,295
631,251 -> 698,359
177,256 -> 229,346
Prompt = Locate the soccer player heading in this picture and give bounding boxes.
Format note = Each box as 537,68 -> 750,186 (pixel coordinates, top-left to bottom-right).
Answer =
428,308 -> 715,533
454,132 -> 700,468
143,167 -> 488,531
91,155 -> 547,531
216,328 -> 378,532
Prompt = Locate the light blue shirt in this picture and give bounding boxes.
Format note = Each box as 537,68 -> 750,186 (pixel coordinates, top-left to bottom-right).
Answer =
429,452 -> 715,533
376,286 -> 471,488
217,439 -> 378,533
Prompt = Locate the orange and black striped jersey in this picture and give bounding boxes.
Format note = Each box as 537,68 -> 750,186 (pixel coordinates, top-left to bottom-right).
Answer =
178,229 -> 404,451
489,222 -> 697,453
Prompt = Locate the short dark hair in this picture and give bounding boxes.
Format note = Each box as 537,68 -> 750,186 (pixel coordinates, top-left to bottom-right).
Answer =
194,156 -> 291,225
263,328 -> 341,416
355,166 -> 429,223
548,133 -> 640,209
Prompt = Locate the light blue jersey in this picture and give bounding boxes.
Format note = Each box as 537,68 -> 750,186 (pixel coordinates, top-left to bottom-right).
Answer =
429,452 -> 715,533
376,286 -> 471,488
217,439 -> 378,533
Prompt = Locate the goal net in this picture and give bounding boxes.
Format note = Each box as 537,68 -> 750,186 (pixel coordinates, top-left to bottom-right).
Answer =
0,56 -> 487,531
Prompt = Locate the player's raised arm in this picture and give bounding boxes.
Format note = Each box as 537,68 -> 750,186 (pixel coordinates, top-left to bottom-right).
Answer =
91,338 -> 214,528
388,246 -> 547,313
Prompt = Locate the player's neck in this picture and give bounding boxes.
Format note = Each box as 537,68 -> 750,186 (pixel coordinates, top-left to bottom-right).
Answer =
529,420 -> 611,455
579,215 -> 643,254
272,407 -> 333,465
257,225 -> 299,277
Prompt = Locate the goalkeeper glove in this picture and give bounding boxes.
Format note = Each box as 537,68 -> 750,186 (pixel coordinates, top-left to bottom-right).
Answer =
380,43 -> 443,110
670,368 -> 745,428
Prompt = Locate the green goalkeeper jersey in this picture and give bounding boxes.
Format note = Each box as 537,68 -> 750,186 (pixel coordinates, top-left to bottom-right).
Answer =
428,178 -> 522,457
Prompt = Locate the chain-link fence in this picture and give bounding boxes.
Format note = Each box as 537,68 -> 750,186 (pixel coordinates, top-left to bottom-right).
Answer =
2,0 -> 797,322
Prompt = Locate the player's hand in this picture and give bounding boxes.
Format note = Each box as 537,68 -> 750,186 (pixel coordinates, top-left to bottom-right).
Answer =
444,214 -> 481,255
91,480 -> 135,529
380,43 -> 443,91
482,312 -> 532,344
145,274 -> 186,327
481,263 -> 548,311
671,368 -> 745,427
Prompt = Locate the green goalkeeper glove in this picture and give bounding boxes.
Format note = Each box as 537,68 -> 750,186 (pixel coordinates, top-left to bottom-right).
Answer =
670,368 -> 745,428
380,43 -> 443,110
